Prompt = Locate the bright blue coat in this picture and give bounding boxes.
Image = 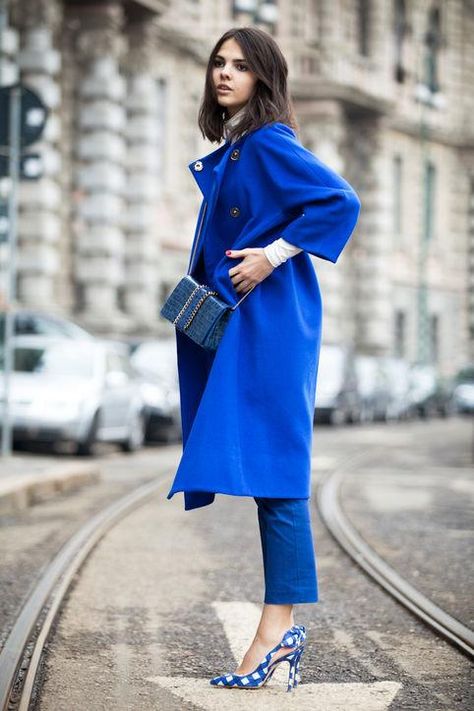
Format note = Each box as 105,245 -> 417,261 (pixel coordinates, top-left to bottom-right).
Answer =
166,122 -> 361,511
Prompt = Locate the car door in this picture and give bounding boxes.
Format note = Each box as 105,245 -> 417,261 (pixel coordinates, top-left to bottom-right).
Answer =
101,348 -> 133,435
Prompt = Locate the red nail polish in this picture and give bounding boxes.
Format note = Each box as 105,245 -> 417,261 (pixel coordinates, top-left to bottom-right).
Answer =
226,250 -> 232,255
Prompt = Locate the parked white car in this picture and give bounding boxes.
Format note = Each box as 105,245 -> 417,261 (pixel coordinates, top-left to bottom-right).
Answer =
0,337 -> 145,454
0,308 -> 93,340
314,344 -> 361,425
354,354 -> 391,422
379,357 -> 413,420
130,339 -> 182,442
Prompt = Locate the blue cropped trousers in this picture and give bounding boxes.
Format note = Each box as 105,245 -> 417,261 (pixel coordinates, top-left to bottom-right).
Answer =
254,497 -> 319,605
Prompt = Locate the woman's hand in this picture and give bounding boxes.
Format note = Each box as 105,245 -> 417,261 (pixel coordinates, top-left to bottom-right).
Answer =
227,248 -> 275,294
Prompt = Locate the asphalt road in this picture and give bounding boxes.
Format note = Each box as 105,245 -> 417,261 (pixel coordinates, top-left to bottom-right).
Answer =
1,418 -> 472,710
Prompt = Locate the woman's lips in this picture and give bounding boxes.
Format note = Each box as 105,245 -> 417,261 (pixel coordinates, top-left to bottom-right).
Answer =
217,87 -> 232,93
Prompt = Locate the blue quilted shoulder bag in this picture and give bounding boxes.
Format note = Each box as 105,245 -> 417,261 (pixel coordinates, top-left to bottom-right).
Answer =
160,202 -> 255,351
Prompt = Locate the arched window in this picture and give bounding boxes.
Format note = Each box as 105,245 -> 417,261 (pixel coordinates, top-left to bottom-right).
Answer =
424,6 -> 441,92
393,0 -> 407,82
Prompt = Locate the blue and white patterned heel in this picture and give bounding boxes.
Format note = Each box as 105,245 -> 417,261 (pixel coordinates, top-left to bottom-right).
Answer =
210,624 -> 306,692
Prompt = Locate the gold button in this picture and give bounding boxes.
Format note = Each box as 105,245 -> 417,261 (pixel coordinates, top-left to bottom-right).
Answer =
230,149 -> 240,161
230,206 -> 240,217
194,160 -> 203,171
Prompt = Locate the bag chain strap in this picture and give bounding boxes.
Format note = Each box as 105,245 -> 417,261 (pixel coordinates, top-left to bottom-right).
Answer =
183,290 -> 218,331
173,285 -> 203,325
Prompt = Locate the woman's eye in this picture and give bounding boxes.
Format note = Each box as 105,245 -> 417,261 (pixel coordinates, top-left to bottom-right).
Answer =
237,64 -> 248,71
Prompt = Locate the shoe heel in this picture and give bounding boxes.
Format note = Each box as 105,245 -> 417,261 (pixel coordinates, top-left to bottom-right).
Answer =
294,647 -> 304,688
286,646 -> 304,692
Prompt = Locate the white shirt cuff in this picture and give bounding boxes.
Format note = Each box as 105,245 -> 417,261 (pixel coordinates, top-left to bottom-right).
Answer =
263,238 -> 303,267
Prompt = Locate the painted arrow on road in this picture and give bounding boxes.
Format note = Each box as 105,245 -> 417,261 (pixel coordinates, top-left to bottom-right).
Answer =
147,601 -> 402,710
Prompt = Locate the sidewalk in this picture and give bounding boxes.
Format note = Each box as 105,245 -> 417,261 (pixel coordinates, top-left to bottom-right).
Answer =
0,454 -> 100,515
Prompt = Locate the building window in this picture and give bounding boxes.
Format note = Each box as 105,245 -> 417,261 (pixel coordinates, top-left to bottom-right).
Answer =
424,6 -> 442,93
430,313 -> 439,362
393,0 -> 408,82
393,154 -> 403,235
232,0 -> 278,31
394,309 -> 406,358
423,160 -> 436,241
357,0 -> 370,57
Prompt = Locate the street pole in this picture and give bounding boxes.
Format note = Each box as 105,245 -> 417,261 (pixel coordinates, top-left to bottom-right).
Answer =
1,84 -> 20,457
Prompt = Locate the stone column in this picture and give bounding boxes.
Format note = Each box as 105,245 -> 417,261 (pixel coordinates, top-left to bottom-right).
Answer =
72,2 -> 128,331
300,101 -> 352,347
13,0 -> 62,309
122,16 -> 161,331
352,117 -> 392,355
318,0 -> 341,77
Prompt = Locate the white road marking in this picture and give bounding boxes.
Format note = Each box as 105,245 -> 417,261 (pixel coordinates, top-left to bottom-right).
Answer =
147,600 -> 402,709
151,676 -> 402,710
211,601 -> 261,660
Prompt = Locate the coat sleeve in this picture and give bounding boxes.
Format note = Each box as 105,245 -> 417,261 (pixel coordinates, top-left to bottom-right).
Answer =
247,123 -> 361,263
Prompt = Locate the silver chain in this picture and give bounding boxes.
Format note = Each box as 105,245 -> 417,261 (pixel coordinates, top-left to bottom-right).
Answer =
183,290 -> 218,330
172,285 -> 203,325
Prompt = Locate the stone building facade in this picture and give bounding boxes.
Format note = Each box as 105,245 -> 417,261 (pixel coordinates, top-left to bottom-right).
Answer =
0,0 -> 473,376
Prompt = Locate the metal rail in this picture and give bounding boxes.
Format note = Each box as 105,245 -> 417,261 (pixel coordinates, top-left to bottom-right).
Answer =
318,467 -> 474,659
0,473 -> 172,711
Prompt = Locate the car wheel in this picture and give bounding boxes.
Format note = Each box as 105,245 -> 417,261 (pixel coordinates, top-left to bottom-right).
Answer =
76,411 -> 100,457
120,411 -> 145,453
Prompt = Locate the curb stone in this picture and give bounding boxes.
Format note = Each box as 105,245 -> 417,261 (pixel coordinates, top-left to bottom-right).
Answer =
0,463 -> 101,515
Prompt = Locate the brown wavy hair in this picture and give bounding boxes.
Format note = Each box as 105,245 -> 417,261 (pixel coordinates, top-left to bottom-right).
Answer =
198,26 -> 298,144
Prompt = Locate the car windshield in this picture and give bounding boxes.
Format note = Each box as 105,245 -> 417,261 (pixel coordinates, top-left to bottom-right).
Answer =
0,341 -> 97,378
456,366 -> 474,384
0,312 -> 91,339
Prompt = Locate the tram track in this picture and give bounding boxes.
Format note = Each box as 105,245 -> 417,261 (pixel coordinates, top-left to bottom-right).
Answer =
0,472 -> 172,711
1,435 -> 471,710
317,458 -> 474,660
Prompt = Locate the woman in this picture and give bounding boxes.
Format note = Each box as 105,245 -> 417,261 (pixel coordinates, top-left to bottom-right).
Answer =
165,27 -> 361,691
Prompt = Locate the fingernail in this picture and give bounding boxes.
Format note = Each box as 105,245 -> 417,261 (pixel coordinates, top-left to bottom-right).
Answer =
226,250 -> 232,255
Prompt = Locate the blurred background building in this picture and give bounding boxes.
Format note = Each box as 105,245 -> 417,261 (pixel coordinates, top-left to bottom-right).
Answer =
0,0 -> 473,377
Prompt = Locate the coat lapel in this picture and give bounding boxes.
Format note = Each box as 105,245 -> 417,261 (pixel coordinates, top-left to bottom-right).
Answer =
187,140 -> 230,199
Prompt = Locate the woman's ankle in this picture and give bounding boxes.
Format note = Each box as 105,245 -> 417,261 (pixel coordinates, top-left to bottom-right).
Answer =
253,603 -> 295,647
254,623 -> 294,648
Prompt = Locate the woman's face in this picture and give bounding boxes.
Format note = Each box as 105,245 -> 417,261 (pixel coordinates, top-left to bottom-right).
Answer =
211,37 -> 258,117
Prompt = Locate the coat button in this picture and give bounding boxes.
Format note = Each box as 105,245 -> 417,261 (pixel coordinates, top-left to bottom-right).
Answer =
230,149 -> 240,161
230,206 -> 240,217
193,160 -> 203,171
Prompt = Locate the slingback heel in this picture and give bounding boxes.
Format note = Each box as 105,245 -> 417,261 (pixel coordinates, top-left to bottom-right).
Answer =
209,624 -> 306,692
288,645 -> 304,691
